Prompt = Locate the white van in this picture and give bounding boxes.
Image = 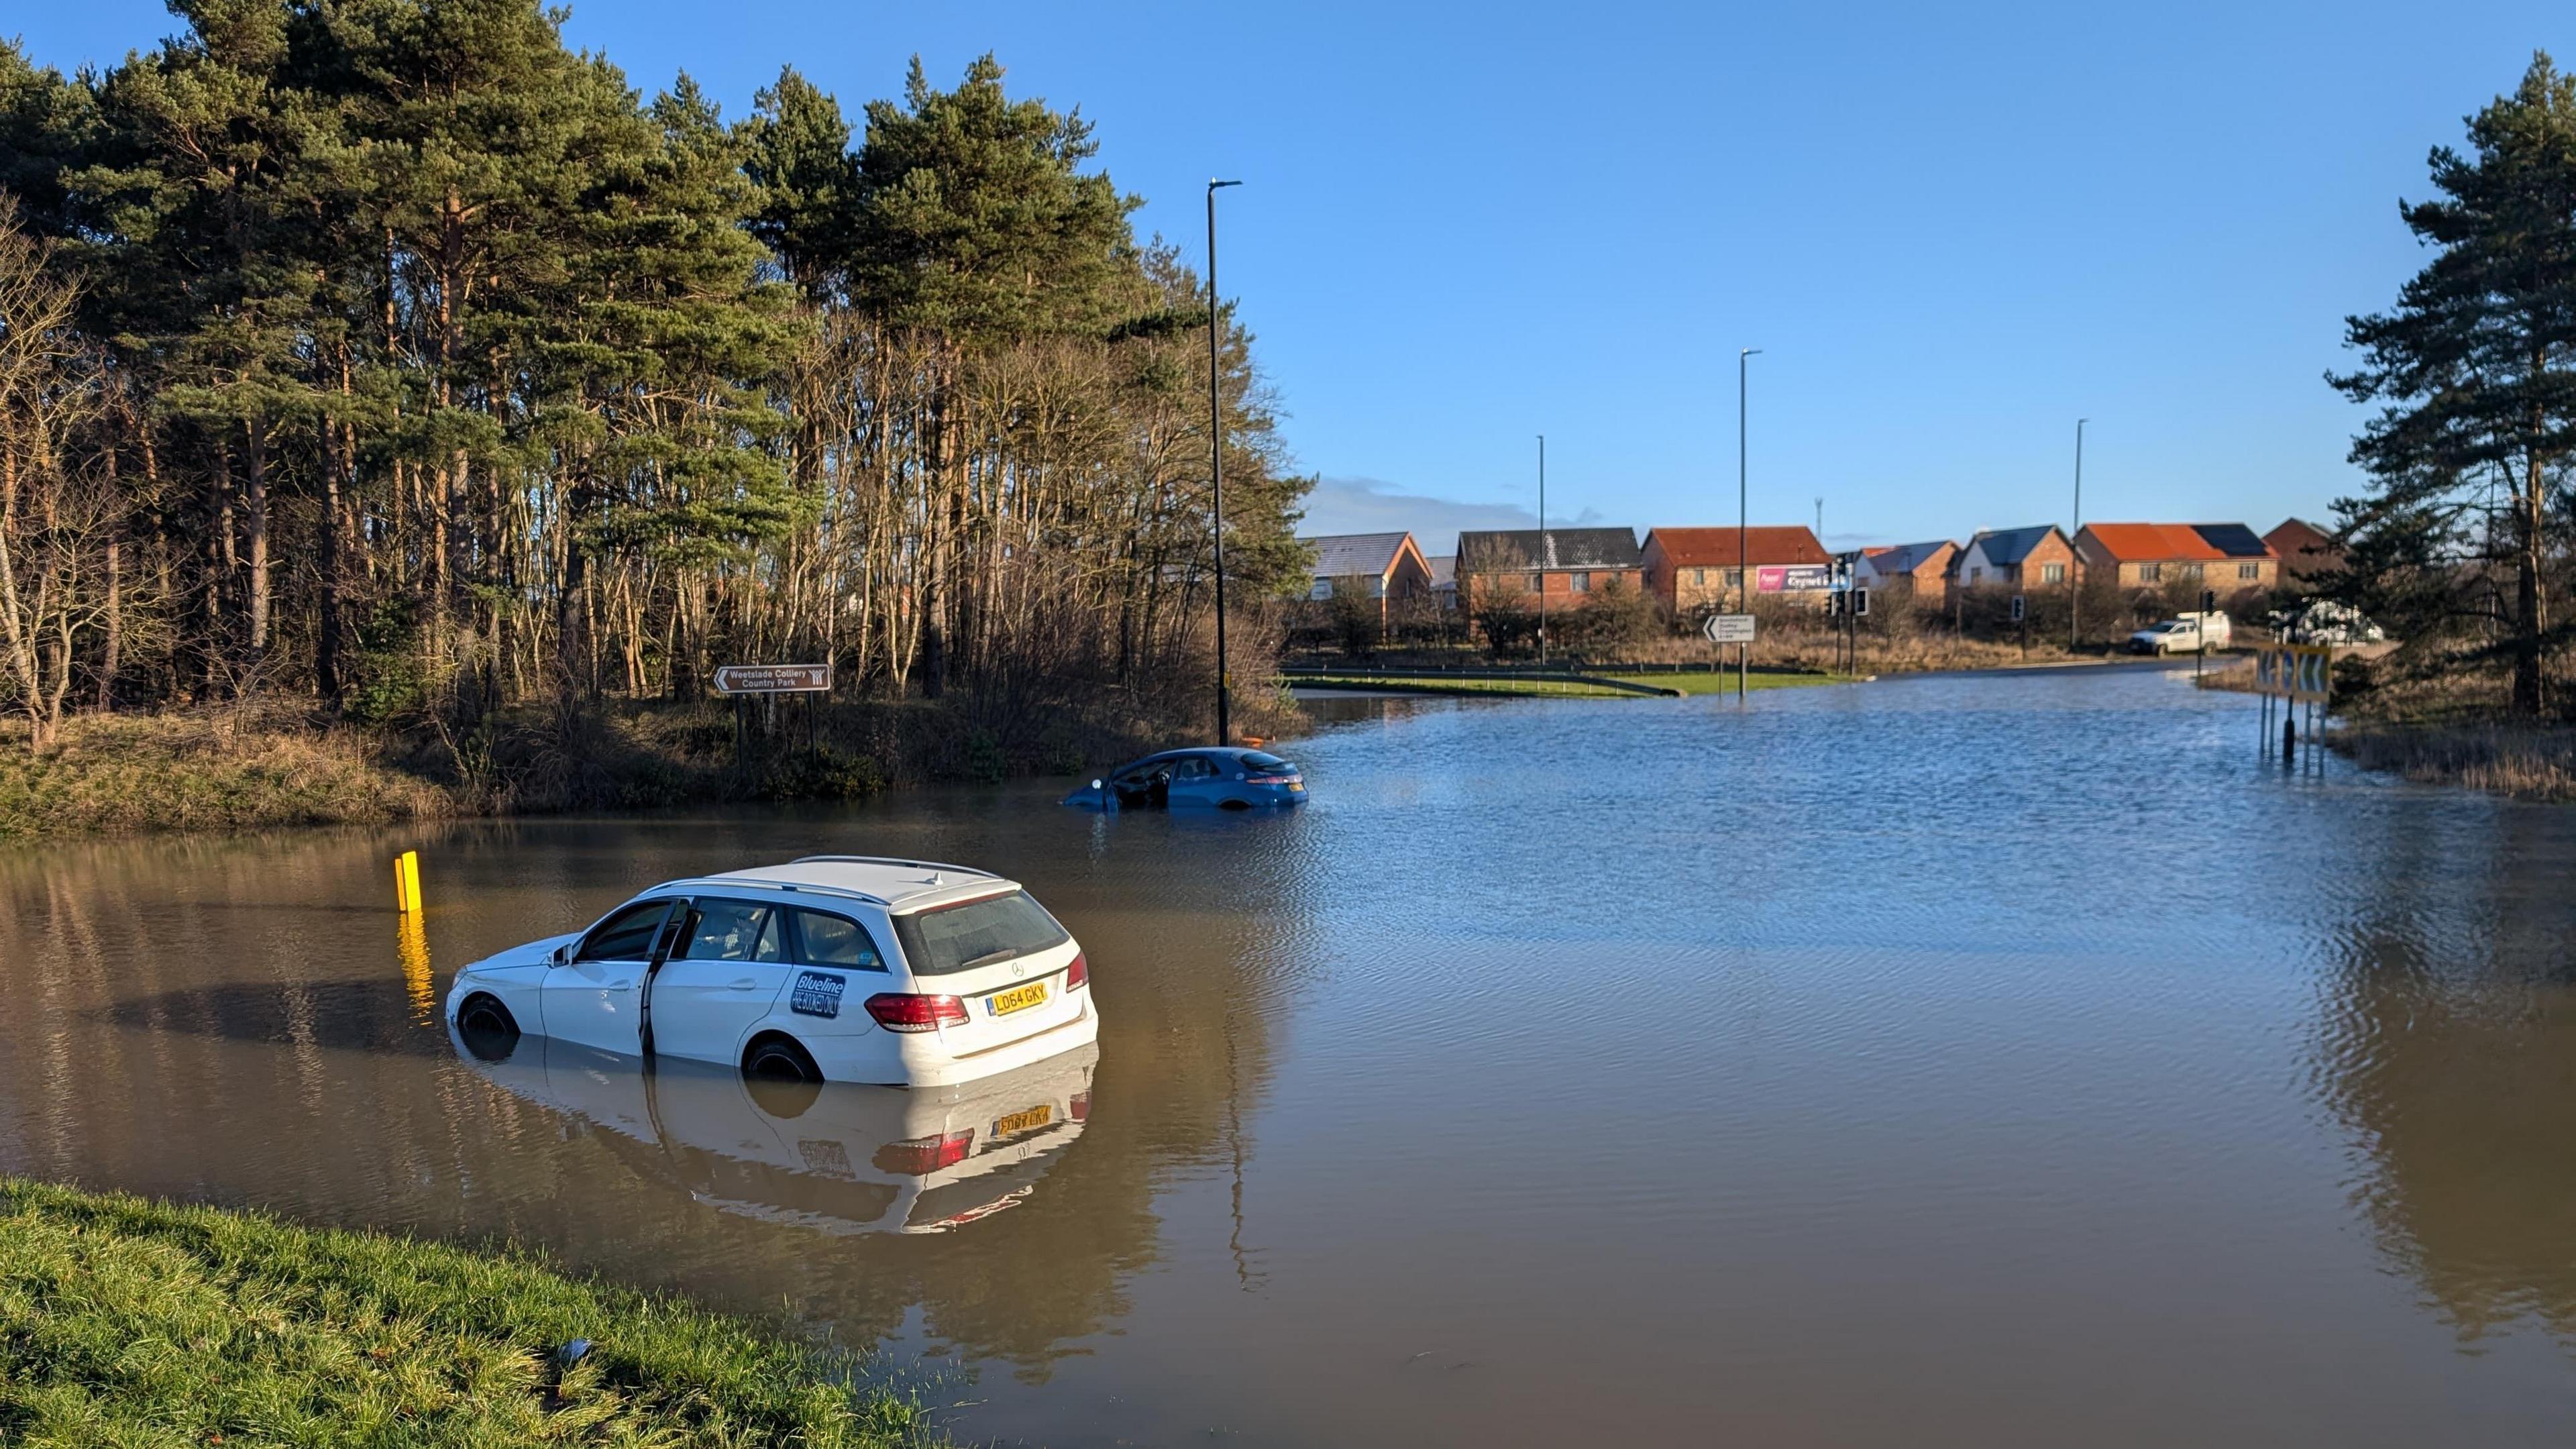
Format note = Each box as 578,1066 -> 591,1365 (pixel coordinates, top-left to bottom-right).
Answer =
2128,610 -> 2231,655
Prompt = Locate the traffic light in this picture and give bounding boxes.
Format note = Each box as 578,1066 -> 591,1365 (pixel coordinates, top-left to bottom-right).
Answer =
1853,588 -> 1869,617
2200,588 -> 2216,614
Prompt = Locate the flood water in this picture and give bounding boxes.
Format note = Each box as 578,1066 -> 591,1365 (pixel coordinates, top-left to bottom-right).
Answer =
5,665 -> 2575,1446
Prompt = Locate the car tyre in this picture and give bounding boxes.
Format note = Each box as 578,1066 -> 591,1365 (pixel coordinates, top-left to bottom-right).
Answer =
1218,798 -> 1252,812
743,1032 -> 822,1083
455,992 -> 521,1061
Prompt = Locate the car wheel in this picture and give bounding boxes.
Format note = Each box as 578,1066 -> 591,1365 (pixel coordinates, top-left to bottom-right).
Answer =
455,993 -> 521,1061
743,1032 -> 822,1083
1218,798 -> 1252,812
742,1034 -> 823,1117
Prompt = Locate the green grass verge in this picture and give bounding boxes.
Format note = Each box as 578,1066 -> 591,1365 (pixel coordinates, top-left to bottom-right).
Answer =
0,1178 -> 938,1448
1602,672 -> 1844,696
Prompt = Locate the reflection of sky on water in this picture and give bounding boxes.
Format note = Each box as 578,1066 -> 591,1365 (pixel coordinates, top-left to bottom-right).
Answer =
2,666 -> 2573,1445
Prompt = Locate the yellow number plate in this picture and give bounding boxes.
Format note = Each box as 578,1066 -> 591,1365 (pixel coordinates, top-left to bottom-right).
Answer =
987,981 -> 1049,1016
991,1104 -> 1053,1138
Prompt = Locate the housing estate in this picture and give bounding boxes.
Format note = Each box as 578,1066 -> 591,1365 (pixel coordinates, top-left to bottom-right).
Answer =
1640,526 -> 1832,613
1299,532 -> 1436,622
1953,525 -> 2076,591
1854,539 -> 1958,603
2074,523 -> 2277,593
1452,529 -> 1644,610
2262,518 -> 2341,588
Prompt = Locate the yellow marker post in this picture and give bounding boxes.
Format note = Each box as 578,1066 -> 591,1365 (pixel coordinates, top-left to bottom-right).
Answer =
394,849 -> 423,914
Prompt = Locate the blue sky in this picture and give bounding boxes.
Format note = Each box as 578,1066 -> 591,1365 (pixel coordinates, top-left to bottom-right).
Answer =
14,2 -> 2565,547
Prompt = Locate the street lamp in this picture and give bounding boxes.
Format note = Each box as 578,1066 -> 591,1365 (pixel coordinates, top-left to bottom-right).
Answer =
1207,178 -> 1241,745
2070,417 -> 2087,653
1738,347 -> 1761,701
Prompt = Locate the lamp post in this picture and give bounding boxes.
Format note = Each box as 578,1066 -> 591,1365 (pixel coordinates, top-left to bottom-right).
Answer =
2070,417 -> 2087,653
1206,178 -> 1241,745
1536,433 -> 1547,665
1738,347 -> 1761,701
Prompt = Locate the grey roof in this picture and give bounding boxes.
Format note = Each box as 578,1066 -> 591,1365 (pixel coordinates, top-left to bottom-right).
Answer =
2190,523 -> 2270,558
1870,539 -> 1953,574
1455,528 -> 1642,571
1301,531 -> 1412,580
1425,555 -> 1456,588
1966,525 -> 2061,567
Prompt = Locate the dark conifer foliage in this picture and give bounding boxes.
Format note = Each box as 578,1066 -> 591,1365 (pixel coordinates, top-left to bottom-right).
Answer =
0,5 -> 1302,741
2334,52 -> 2576,716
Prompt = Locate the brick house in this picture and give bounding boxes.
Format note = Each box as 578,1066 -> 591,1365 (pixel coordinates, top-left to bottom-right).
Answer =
1299,531 -> 1435,624
1640,526 -> 1833,614
1953,525 -> 2076,591
1453,528 -> 1644,612
1853,539 -> 1957,605
2074,523 -> 2276,595
2262,518 -> 2341,590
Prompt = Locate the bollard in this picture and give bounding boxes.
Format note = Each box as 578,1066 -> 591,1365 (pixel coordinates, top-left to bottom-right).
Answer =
2282,712 -> 2297,761
394,849 -> 423,914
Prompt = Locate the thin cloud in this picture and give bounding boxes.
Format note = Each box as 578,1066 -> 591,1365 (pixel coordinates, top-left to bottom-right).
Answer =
1299,476 -> 1603,549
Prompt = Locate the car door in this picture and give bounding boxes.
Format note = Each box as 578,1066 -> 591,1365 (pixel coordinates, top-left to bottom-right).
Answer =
541,899 -> 678,1056
1166,755 -> 1225,806
646,898 -> 794,1067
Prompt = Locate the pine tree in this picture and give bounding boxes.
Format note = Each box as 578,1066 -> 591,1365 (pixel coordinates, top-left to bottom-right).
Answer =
2332,51 -> 2576,716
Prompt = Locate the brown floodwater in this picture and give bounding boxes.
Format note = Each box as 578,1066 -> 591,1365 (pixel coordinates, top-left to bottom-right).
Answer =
4,665 -> 2575,1446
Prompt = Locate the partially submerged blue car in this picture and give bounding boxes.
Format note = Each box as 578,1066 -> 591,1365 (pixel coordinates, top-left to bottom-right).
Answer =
1063,747 -> 1307,812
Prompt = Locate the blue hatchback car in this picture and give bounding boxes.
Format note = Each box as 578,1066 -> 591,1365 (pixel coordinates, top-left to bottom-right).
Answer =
1063,747 -> 1307,812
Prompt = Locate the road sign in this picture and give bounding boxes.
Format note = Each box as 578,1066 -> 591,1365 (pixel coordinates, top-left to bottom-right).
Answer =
714,663 -> 833,695
1703,613 -> 1756,644
2251,645 -> 2330,702
2009,594 -> 2026,622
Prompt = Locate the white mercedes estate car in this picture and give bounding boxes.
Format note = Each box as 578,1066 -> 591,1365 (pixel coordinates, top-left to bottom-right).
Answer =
443,857 -> 1096,1087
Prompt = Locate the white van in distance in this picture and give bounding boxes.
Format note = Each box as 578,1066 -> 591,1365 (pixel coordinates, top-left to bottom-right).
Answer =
2127,610 -> 2232,655
443,857 -> 1097,1087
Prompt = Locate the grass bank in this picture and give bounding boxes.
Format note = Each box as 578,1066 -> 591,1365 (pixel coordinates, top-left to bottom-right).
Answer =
0,1177 -> 936,1447
2330,720 -> 2576,802
0,684 -> 1302,840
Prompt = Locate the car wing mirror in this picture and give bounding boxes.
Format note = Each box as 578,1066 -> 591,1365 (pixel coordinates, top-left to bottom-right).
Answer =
551,943 -> 572,966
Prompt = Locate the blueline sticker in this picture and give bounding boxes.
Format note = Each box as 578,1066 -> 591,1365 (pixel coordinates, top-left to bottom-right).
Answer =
790,971 -> 846,1018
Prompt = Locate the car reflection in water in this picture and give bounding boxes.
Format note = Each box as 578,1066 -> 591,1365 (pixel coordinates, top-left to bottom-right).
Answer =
451,1016 -> 1095,1236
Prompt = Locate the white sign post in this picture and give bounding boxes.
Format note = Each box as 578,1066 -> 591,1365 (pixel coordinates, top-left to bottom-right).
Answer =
1702,614 -> 1756,645
714,663 -> 833,695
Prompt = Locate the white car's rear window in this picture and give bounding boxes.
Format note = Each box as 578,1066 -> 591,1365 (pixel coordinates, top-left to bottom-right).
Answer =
894,891 -> 1071,976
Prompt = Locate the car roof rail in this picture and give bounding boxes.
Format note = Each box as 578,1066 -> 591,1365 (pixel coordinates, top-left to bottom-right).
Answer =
654,876 -> 892,908
790,855 -> 998,879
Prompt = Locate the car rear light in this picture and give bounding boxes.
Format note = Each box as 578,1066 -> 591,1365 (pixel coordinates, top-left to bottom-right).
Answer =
1244,771 -> 1299,785
1069,1091 -> 1091,1123
865,993 -> 969,1032
1065,953 -> 1089,990
873,1129 -> 974,1175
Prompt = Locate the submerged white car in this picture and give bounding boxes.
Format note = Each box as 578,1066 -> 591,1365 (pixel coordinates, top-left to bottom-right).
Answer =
443,857 -> 1096,1087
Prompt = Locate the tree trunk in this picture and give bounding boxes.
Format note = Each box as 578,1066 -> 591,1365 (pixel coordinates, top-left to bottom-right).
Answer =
244,416 -> 271,655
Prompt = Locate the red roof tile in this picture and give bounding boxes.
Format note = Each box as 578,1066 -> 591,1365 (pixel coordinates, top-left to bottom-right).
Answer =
1646,527 -> 1829,568
2080,523 -> 2231,562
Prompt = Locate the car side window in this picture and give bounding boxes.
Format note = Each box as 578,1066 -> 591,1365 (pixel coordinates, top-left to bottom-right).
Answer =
576,901 -> 672,962
1173,757 -> 1216,781
679,900 -> 782,963
793,910 -> 887,971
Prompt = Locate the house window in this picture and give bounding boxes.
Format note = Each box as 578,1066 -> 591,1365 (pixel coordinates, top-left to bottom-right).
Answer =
2238,562 -> 2259,580
2181,562 -> 2204,582
1308,580 -> 1331,601
1970,566 -> 1984,584
2139,563 -> 2162,582
1570,572 -> 1591,594
1525,572 -> 1543,592
1723,568 -> 1742,588
2041,562 -> 2065,584
1691,568 -> 1707,586
1368,577 -> 1385,598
